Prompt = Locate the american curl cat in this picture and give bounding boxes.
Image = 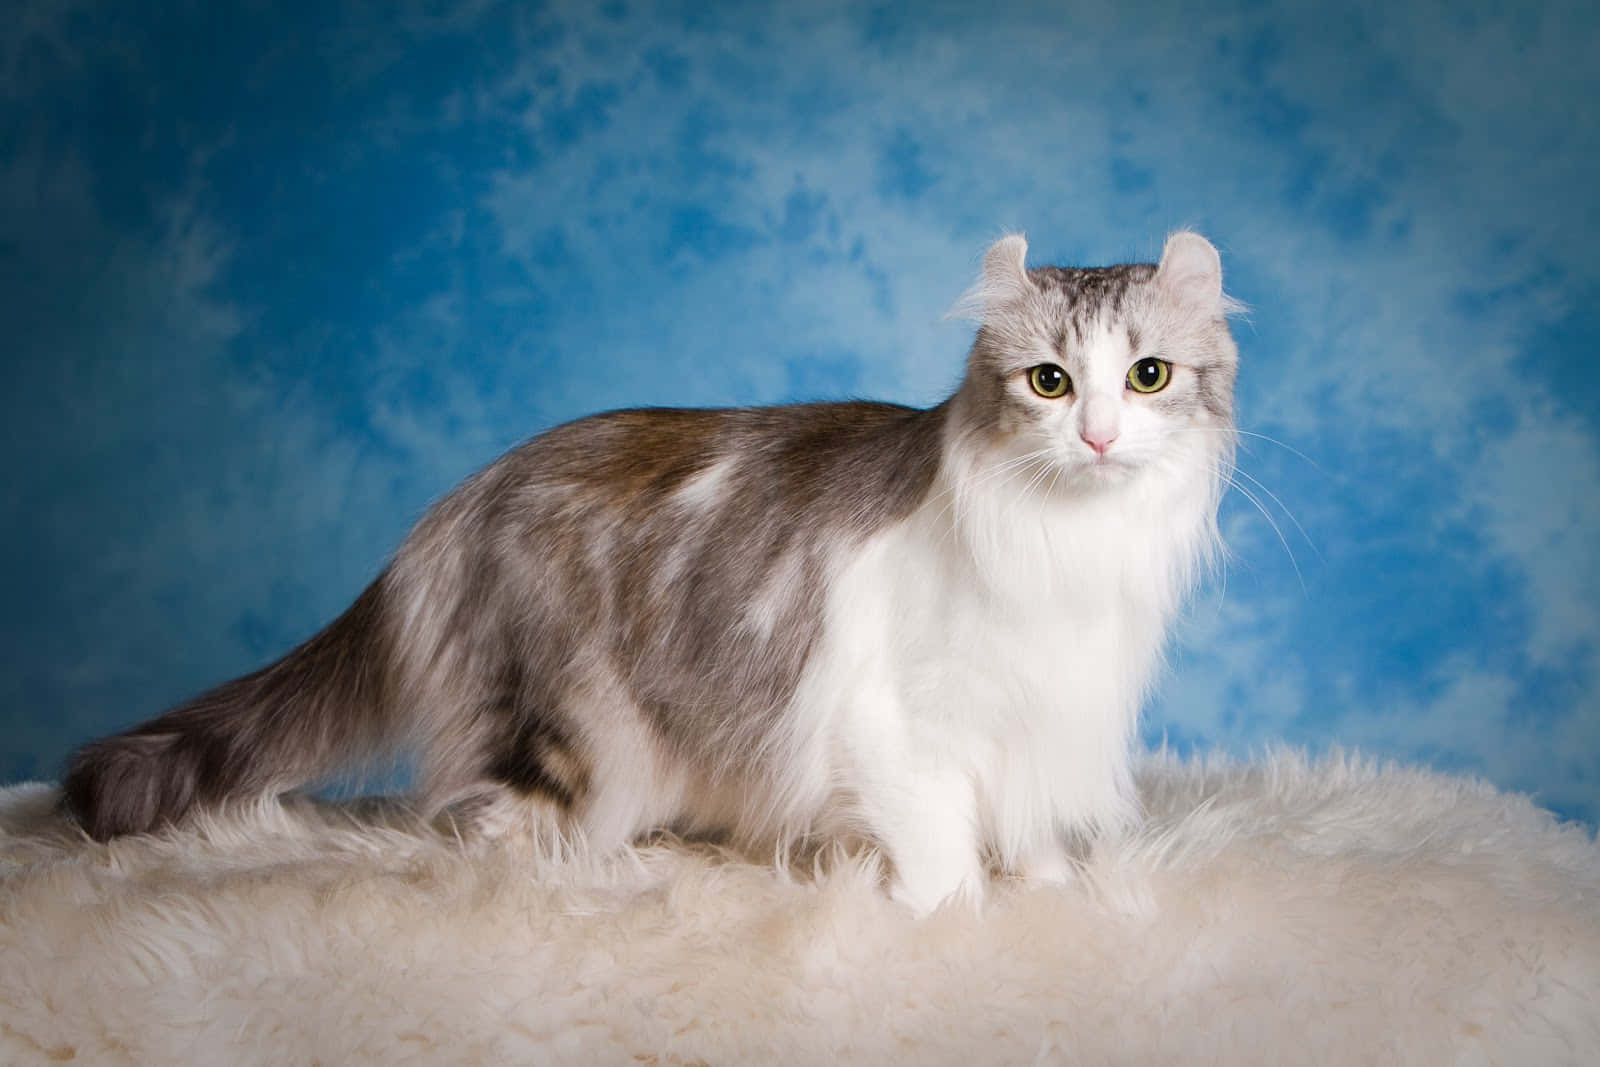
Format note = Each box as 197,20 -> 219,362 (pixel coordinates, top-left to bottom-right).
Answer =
62,231 -> 1239,914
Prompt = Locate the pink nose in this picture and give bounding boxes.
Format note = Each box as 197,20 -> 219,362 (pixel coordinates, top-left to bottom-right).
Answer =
1080,429 -> 1117,456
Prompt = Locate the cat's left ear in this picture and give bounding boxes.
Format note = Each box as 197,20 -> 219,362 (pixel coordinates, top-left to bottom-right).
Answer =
950,233 -> 1037,321
1157,231 -> 1226,314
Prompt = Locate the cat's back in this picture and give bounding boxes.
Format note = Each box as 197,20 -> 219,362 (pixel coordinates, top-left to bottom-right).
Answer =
489,400 -> 949,532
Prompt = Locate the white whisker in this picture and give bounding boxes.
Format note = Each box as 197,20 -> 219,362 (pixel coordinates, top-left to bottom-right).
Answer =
928,447 -> 1055,541
929,448 -> 1054,512
1171,426 -> 1326,475
1229,465 -> 1321,562
1018,456 -> 1056,509
1235,430 -> 1327,475
944,455 -> 1054,553
1211,467 -> 1307,593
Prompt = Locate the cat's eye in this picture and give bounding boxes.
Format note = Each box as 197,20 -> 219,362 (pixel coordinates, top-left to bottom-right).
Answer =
1028,364 -> 1072,399
1127,358 -> 1172,393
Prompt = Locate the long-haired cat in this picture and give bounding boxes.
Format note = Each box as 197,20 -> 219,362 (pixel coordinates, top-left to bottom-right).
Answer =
62,231 -> 1238,914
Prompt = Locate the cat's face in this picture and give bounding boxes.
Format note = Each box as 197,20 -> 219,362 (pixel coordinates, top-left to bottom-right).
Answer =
957,233 -> 1238,490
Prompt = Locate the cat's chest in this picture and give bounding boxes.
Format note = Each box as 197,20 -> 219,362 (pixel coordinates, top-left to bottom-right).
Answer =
827,492 -> 1176,719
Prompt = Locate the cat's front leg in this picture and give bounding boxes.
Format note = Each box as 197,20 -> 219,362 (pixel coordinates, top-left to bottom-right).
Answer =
850,756 -> 985,916
1014,836 -> 1076,888
881,775 -> 986,916
833,678 -> 985,914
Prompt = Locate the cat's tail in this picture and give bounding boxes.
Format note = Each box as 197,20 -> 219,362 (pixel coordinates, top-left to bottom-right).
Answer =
60,576 -> 399,841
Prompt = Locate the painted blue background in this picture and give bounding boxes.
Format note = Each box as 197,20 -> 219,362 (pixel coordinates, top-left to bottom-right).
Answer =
5,0 -> 1597,825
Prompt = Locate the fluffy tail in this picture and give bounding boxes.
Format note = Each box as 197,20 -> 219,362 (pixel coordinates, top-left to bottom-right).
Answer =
61,577 -> 397,841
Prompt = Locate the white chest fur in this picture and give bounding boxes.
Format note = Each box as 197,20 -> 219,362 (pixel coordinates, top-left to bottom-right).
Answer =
795,448 -> 1218,910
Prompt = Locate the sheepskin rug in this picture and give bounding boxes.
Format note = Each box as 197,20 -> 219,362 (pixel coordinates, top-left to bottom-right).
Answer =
2,750 -> 1597,1065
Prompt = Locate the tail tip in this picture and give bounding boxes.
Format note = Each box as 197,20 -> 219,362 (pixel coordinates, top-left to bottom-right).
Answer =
60,734 -> 197,841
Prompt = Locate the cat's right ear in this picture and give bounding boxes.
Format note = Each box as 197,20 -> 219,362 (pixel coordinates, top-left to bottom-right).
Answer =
949,234 -> 1036,322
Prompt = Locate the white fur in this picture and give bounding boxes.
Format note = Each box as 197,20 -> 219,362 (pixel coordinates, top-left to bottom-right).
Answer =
814,422 -> 1217,912
779,258 -> 1229,912
6,752 -> 1596,1063
740,546 -> 807,642
670,456 -> 735,511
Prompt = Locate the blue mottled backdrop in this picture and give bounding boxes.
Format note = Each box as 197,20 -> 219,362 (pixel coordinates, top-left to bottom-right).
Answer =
5,0 -> 1597,825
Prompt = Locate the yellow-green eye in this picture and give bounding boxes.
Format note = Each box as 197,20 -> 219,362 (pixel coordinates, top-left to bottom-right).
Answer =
1028,364 -> 1072,399
1127,358 -> 1171,393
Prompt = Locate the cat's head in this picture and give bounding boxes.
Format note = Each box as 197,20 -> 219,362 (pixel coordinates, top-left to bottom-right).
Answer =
953,232 -> 1239,489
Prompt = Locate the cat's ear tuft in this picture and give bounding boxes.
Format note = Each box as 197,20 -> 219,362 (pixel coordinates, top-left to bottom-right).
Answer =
1157,231 -> 1229,313
949,233 -> 1035,322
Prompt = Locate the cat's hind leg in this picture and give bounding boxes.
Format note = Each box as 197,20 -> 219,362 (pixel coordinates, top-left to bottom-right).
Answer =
413,664 -> 600,854
423,711 -> 594,857
462,719 -> 681,860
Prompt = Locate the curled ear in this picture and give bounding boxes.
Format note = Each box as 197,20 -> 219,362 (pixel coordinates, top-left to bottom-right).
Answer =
949,233 -> 1036,321
1157,231 -> 1228,313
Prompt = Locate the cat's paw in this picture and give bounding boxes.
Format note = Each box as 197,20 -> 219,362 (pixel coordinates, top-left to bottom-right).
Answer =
1015,844 -> 1077,888
432,786 -> 573,858
890,864 -> 986,917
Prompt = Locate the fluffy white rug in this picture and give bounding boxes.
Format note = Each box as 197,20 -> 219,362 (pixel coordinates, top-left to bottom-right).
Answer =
2,749 -> 1596,1065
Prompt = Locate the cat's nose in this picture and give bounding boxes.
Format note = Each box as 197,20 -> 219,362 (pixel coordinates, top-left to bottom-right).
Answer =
1080,429 -> 1118,456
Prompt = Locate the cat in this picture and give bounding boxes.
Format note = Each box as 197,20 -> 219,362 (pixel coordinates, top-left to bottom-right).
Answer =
61,231 -> 1239,915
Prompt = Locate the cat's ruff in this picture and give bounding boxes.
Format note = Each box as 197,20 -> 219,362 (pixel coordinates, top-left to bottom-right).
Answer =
4,749 -> 1595,1063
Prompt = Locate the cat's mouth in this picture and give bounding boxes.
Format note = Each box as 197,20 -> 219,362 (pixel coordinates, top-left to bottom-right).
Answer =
1072,451 -> 1141,485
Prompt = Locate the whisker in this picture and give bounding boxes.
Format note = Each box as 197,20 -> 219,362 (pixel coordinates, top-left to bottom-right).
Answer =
1018,456 -> 1055,508
929,448 -> 1054,510
1170,426 -> 1327,476
929,447 -> 1055,534
1229,466 -> 1322,562
1235,430 -> 1327,475
945,455 -> 1053,553
1211,468 -> 1307,593
1211,543 -> 1230,623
